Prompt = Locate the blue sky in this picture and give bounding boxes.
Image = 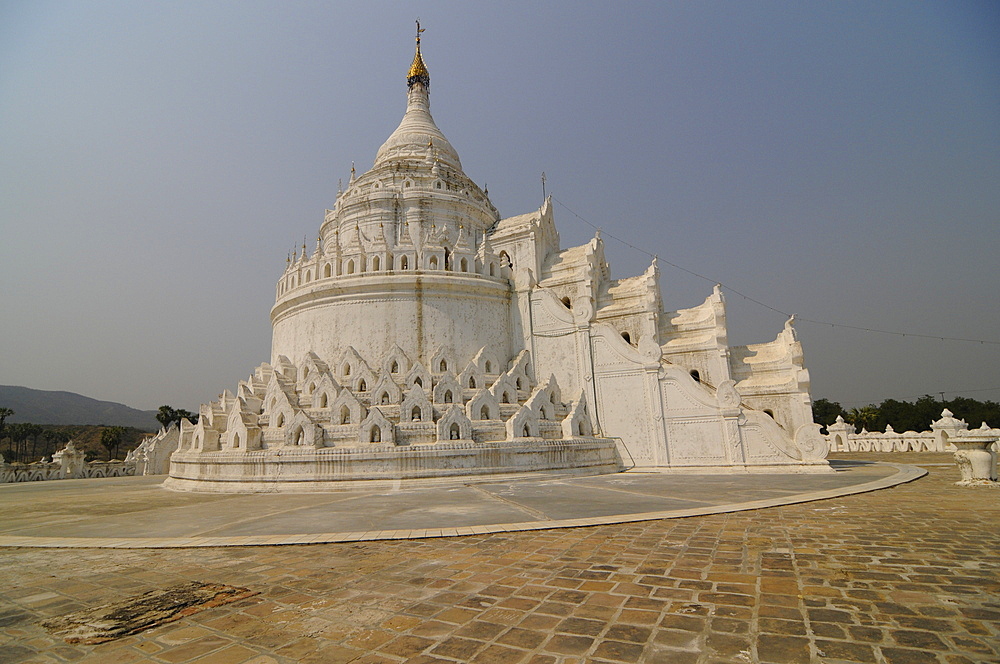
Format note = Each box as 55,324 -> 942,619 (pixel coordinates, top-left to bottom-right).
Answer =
1,1 -> 998,412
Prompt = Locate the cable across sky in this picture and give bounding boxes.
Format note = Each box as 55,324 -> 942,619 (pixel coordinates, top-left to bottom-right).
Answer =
551,196 -> 1000,348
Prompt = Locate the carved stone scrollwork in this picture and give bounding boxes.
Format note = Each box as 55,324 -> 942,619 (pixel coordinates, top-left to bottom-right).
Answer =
637,337 -> 662,362
794,423 -> 830,461
573,299 -> 594,324
716,380 -> 741,409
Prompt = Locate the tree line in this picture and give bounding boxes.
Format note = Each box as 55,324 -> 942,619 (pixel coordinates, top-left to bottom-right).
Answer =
0,405 -> 197,464
812,395 -> 1000,435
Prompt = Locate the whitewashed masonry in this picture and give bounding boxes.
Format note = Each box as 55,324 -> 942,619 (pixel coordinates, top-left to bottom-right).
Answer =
166,29 -> 827,492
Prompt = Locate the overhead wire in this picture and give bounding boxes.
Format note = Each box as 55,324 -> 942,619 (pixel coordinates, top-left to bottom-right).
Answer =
551,196 -> 1000,347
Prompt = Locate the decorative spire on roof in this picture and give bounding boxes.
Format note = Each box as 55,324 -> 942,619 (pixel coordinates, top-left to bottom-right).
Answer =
407,19 -> 430,89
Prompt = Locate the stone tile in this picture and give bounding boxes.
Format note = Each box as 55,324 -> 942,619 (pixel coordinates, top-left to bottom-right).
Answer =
191,644 -> 259,664
0,453 -> 997,664
815,639 -> 877,663
543,633 -> 594,656
469,644 -> 529,664
429,636 -> 486,660
156,635 -> 232,663
556,616 -> 605,636
604,623 -> 652,643
658,614 -> 706,632
891,629 -> 949,650
652,628 -> 700,650
880,647 -> 943,664
496,626 -> 546,649
592,639 -> 646,662
378,634 -> 436,658
756,634 -> 811,663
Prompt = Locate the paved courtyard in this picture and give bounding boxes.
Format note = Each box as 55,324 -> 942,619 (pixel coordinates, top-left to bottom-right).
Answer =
1,453 -> 997,663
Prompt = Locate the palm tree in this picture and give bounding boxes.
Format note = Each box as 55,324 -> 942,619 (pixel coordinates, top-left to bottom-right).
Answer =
26,424 -> 43,461
6,422 -> 30,462
846,406 -> 879,433
100,426 -> 127,460
0,407 -> 13,444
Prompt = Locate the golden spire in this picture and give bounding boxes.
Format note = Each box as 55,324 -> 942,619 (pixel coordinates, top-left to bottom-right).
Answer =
407,19 -> 430,88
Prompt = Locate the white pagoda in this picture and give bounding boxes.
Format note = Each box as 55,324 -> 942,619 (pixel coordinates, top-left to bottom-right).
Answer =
165,26 -> 827,492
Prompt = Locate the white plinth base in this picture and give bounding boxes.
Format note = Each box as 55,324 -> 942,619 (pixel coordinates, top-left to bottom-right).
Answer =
165,438 -> 622,493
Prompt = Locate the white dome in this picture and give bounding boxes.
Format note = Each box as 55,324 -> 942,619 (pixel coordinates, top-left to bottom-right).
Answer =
374,85 -> 462,169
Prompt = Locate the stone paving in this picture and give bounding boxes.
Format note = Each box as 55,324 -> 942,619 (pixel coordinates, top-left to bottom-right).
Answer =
0,460 -> 917,548
0,452 -> 997,663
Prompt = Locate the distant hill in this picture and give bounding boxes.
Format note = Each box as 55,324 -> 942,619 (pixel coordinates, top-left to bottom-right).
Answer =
0,386 -> 159,431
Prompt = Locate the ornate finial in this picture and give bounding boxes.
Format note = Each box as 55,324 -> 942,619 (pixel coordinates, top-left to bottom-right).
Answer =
350,162 -> 356,183
407,20 -> 430,89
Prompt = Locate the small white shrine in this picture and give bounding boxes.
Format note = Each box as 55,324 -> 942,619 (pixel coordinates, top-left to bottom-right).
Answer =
166,27 -> 827,492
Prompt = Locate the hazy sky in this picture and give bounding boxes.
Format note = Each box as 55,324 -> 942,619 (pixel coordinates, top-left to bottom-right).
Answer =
2,1 -> 998,412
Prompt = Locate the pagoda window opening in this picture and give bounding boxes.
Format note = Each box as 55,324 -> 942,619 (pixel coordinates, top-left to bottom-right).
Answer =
485,361 -> 492,373
489,262 -> 496,277
358,379 -> 367,392
522,424 -> 530,437
439,359 -> 447,372
690,370 -> 700,383
324,264 -> 332,278
343,364 -> 352,377
449,423 -> 461,440
347,259 -> 355,275
370,426 -> 381,443
411,406 -> 421,421
430,255 -> 439,270
578,421 -> 586,436
372,256 -> 381,271
318,393 -> 329,408
443,247 -> 450,270
561,296 -> 571,309
380,392 -> 389,405
400,255 -> 408,270
460,257 -> 468,272
414,377 -> 423,387
340,406 -> 351,425
444,390 -> 453,403
764,409 -> 774,418
480,405 -> 490,420
294,427 -> 305,445
275,412 -> 285,428
391,361 -> 399,373
469,376 -> 476,389
621,331 -> 631,344
233,432 -> 242,448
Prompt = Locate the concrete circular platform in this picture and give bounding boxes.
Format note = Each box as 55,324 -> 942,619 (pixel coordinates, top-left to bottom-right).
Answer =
0,460 -> 924,548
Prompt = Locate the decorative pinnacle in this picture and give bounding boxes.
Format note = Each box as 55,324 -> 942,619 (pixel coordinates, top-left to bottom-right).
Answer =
407,19 -> 430,89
